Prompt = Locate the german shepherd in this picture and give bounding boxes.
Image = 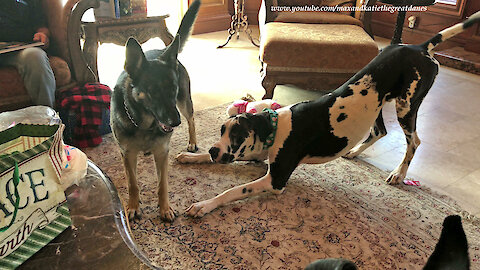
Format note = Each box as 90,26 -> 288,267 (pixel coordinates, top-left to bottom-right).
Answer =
110,0 -> 201,222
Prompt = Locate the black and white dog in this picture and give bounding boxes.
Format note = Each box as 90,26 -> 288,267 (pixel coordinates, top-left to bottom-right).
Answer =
177,12 -> 480,217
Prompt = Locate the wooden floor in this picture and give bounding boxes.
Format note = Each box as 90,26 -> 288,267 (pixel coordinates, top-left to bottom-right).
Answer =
97,27 -> 480,216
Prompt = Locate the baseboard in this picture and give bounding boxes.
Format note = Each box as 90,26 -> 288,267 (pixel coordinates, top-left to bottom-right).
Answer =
435,47 -> 480,75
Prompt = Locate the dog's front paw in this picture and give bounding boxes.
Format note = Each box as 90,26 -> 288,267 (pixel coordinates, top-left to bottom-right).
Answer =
159,205 -> 176,222
176,152 -> 195,163
385,168 -> 407,185
127,197 -> 141,221
127,206 -> 141,221
187,143 -> 198,153
343,150 -> 359,159
186,199 -> 216,218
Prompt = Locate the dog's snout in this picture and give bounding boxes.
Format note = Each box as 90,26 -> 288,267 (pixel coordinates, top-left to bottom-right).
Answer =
220,153 -> 234,164
170,119 -> 181,127
168,108 -> 181,127
209,147 -> 220,161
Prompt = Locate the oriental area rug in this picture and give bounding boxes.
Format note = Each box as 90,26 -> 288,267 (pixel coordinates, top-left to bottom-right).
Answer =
84,104 -> 480,270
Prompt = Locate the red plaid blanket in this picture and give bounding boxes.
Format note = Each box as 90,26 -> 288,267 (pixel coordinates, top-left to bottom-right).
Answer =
57,83 -> 111,148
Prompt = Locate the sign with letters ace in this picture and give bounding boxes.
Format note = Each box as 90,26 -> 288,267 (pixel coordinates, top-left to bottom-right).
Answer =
0,124 -> 71,269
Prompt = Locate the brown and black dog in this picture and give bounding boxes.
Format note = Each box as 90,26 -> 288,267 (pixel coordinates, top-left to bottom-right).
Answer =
111,1 -> 201,221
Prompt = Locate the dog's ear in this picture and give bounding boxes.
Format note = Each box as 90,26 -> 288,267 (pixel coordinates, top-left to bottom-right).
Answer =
162,34 -> 181,63
246,113 -> 272,142
423,215 -> 470,270
125,37 -> 147,80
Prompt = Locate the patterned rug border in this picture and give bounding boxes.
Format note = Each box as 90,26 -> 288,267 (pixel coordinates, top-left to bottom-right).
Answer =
84,103 -> 480,269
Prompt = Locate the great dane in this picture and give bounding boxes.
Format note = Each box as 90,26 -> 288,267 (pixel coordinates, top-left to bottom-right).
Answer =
177,12 -> 480,217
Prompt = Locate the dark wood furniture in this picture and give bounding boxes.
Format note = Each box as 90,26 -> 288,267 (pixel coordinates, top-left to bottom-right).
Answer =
379,0 -> 436,44
190,0 -> 231,34
371,0 -> 480,52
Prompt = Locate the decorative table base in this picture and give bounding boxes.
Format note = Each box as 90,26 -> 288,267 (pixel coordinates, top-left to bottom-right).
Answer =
218,0 -> 259,48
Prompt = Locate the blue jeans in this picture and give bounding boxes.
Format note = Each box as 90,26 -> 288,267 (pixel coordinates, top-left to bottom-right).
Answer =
0,47 -> 56,107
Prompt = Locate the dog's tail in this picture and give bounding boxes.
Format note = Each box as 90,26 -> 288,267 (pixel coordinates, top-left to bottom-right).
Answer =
422,10 -> 480,52
423,215 -> 470,270
176,0 -> 201,53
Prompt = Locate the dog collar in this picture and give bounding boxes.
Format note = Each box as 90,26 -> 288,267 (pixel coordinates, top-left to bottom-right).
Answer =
124,100 -> 139,127
124,100 -> 165,132
263,108 -> 278,149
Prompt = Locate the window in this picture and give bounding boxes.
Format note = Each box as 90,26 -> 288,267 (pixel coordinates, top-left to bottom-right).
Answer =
430,0 -> 466,17
435,0 -> 457,5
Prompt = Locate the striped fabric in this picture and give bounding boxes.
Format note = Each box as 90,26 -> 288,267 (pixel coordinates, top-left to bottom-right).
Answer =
0,204 -> 71,269
0,124 -> 59,172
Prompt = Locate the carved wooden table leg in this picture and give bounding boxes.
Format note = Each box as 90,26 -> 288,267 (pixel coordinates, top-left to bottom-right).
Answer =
67,0 -> 99,84
261,68 -> 276,99
158,20 -> 174,46
83,23 -> 100,79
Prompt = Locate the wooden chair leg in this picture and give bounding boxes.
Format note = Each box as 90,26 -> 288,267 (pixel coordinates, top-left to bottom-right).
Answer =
261,73 -> 276,100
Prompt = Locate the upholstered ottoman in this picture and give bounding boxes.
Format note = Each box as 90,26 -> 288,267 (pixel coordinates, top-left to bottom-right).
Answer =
259,22 -> 379,98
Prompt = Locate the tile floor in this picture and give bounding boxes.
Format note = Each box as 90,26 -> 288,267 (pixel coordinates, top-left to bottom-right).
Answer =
96,27 -> 480,216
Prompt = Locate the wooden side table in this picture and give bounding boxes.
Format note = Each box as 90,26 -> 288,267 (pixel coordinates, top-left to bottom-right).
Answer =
81,15 -> 174,79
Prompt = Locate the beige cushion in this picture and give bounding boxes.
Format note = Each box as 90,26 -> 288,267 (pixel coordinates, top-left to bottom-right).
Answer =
274,12 -> 363,27
260,23 -> 378,71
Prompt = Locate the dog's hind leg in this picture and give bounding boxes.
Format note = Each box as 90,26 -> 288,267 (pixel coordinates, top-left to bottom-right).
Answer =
122,150 -> 141,220
154,143 -> 176,222
344,110 -> 387,159
177,91 -> 198,152
386,99 -> 422,184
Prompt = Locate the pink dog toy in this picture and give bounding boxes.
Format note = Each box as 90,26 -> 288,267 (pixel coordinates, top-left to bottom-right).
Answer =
227,96 -> 282,116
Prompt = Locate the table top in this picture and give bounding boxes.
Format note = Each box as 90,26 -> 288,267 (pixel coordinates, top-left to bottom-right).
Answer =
20,161 -> 157,270
83,14 -> 170,27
